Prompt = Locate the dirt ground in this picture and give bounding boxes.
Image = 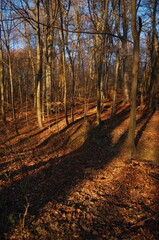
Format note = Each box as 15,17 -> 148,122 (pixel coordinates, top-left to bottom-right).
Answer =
0,101 -> 159,240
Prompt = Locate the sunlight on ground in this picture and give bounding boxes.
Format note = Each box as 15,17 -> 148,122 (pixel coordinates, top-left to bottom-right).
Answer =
137,111 -> 159,162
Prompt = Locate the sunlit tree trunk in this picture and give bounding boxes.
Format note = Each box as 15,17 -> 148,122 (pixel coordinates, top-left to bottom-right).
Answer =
35,0 -> 42,128
128,0 -> 141,158
45,0 -> 53,115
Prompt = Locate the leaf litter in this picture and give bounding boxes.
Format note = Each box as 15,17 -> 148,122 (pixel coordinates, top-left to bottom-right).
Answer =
0,101 -> 159,240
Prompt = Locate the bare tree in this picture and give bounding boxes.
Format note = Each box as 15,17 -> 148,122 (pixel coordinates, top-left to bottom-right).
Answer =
35,0 -> 43,128
58,0 -> 69,125
2,9 -> 19,135
148,0 -> 158,109
128,0 -> 142,158
43,0 -> 57,115
0,11 -> 6,124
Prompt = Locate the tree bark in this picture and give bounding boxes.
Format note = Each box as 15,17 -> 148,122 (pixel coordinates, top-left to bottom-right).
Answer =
111,49 -> 119,116
0,12 -> 6,124
97,60 -> 102,125
149,0 -> 158,108
45,0 -> 53,115
58,0 -> 69,126
35,0 -> 43,128
128,0 -> 141,158
121,0 -> 130,103
9,54 -> 19,135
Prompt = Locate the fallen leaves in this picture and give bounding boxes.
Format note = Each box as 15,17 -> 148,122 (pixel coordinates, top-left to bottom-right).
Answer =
0,104 -> 159,239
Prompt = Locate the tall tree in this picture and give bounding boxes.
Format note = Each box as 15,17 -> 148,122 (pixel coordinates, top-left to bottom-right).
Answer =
35,0 -> 43,128
2,8 -> 19,135
58,0 -> 69,126
121,0 -> 130,103
111,48 -> 120,116
128,0 -> 142,158
0,11 -> 6,124
149,0 -> 158,108
44,0 -> 57,115
88,0 -> 110,125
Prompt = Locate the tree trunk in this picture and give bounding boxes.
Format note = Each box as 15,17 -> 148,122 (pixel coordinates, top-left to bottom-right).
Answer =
127,0 -> 141,158
35,0 -> 42,128
123,42 -> 129,103
0,13 -> 6,125
45,0 -> 53,115
121,0 -> 129,103
25,31 -> 36,108
67,48 -> 75,122
97,60 -> 102,125
9,55 -> 19,135
149,0 -> 158,109
65,25 -> 75,122
111,49 -> 119,116
58,0 -> 69,126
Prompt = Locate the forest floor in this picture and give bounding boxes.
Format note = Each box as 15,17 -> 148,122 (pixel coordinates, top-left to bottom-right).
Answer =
0,100 -> 159,240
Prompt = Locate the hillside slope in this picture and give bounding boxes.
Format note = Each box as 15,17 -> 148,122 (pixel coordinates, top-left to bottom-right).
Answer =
0,102 -> 159,240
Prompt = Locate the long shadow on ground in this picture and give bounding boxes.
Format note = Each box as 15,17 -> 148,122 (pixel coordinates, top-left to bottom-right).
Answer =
0,108 -> 155,239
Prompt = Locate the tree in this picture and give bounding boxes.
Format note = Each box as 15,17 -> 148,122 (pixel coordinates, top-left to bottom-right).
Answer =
2,6 -> 19,135
127,0 -> 142,158
58,0 -> 69,126
35,0 -> 43,128
121,0 -> 130,103
148,0 -> 158,109
88,0 -> 111,125
111,47 -> 120,116
0,11 -> 6,124
43,0 -> 57,115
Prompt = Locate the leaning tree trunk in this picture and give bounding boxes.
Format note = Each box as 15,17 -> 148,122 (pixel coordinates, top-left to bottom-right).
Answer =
127,0 -> 141,158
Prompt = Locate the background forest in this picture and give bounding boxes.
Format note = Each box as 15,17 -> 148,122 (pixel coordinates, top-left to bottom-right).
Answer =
0,1 -> 159,240
0,0 -> 159,154
0,0 -> 158,140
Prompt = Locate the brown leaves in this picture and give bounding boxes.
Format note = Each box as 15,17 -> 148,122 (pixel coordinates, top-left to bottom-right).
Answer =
0,104 -> 159,239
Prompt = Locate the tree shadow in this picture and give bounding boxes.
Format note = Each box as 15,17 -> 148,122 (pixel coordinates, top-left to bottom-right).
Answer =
1,117 -> 64,149
135,110 -> 155,145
